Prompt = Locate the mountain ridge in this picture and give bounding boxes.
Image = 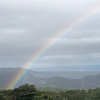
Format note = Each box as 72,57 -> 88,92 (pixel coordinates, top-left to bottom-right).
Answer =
0,67 -> 100,89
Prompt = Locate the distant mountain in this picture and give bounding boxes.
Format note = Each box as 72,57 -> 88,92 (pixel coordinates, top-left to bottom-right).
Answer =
0,67 -> 100,89
33,70 -> 100,79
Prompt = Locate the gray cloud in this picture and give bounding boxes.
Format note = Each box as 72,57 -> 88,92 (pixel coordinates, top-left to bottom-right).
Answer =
36,38 -> 100,69
0,0 -> 100,70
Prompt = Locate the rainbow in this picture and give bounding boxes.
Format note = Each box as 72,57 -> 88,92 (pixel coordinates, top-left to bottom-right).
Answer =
6,5 -> 100,89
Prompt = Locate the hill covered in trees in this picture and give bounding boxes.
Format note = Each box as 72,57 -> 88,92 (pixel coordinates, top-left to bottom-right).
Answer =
0,84 -> 100,100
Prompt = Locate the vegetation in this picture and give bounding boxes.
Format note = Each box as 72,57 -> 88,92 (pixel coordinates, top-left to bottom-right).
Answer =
0,84 -> 100,100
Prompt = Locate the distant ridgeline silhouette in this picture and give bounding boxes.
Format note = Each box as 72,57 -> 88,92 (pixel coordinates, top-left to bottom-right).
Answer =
0,67 -> 100,89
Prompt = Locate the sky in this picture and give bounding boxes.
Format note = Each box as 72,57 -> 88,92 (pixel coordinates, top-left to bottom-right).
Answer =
0,0 -> 100,71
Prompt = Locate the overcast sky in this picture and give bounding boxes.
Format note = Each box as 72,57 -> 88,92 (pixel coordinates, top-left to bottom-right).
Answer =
0,0 -> 100,71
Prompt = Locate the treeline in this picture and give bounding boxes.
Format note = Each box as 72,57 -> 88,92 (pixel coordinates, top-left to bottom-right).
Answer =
0,84 -> 100,100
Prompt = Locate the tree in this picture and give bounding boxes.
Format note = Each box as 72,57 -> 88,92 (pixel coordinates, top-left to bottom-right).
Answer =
12,84 -> 37,100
